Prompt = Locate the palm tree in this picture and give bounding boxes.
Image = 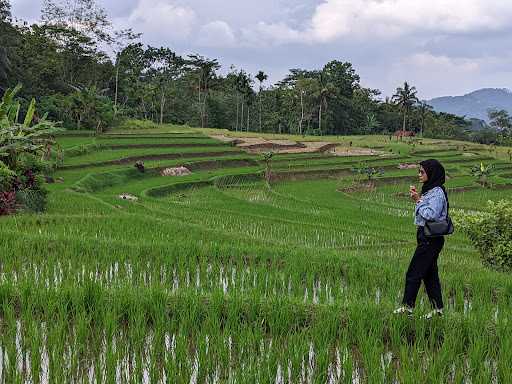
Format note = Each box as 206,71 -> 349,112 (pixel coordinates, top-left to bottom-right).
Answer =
392,81 -> 419,137
417,101 -> 433,137
317,71 -> 335,134
235,71 -> 251,131
255,70 -> 267,132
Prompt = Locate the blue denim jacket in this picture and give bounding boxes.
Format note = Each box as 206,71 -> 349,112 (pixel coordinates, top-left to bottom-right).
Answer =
414,186 -> 447,226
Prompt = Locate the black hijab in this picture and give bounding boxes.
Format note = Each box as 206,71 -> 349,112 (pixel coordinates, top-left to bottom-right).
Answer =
420,159 -> 449,208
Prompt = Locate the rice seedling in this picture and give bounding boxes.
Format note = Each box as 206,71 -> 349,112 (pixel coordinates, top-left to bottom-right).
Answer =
0,130 -> 511,382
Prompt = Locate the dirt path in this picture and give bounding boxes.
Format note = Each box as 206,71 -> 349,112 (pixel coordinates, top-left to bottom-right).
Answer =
209,134 -> 380,155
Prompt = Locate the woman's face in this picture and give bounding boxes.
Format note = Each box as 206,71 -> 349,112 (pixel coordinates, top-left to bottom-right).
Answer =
419,166 -> 428,183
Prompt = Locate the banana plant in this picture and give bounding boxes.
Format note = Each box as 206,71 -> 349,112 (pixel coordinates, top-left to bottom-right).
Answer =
262,151 -> 273,186
0,85 -> 63,171
470,162 -> 494,187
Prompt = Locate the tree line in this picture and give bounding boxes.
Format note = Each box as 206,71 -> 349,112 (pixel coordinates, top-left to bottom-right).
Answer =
1,0 -> 511,144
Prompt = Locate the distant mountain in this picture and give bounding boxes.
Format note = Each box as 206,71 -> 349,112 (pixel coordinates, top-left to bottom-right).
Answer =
427,88 -> 512,122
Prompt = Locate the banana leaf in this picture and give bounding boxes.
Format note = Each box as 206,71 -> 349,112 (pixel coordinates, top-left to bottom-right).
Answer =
23,98 -> 36,127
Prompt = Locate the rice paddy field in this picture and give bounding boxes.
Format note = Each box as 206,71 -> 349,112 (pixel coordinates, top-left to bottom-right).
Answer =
1,126 -> 512,383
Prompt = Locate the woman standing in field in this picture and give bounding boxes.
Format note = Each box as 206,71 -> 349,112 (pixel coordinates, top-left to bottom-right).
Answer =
394,159 -> 449,318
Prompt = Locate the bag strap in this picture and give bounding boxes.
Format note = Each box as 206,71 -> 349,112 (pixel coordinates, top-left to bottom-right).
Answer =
440,186 -> 449,215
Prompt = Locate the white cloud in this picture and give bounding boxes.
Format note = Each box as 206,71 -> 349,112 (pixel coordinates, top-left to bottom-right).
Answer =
239,0 -> 512,46
405,53 -> 480,73
241,22 -> 305,46
383,52 -> 512,98
123,0 -> 197,42
196,21 -> 236,47
308,0 -> 512,42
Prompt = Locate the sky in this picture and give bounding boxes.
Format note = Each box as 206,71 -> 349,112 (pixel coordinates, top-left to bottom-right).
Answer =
10,0 -> 512,100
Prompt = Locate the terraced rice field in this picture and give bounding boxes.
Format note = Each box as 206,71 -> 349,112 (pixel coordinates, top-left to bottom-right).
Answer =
1,127 -> 512,383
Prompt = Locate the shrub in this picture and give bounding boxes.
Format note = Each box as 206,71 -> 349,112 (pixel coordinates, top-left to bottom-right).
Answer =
16,188 -> 48,213
470,162 -> 494,187
0,160 -> 15,191
0,190 -> 16,215
115,119 -> 161,130
262,152 -> 273,185
0,85 -> 61,215
351,162 -> 385,182
456,200 -> 512,272
40,88 -> 115,132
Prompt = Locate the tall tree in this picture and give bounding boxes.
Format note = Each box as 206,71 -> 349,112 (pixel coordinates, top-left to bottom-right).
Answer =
321,61 -> 361,134
41,0 -> 113,44
235,70 -> 251,131
488,109 -> 512,136
255,70 -> 267,132
0,0 -> 10,20
145,47 -> 183,124
392,81 -> 419,136
115,43 -> 149,117
111,29 -> 141,115
187,54 -> 220,128
0,0 -> 12,87
317,71 -> 336,134
417,101 -> 433,137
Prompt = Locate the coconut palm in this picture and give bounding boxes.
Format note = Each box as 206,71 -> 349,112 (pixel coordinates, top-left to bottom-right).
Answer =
392,81 -> 419,136
317,71 -> 335,134
417,101 -> 433,137
255,70 -> 267,132
235,70 -> 251,131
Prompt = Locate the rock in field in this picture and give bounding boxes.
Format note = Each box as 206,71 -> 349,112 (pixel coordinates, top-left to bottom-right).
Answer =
160,167 -> 192,177
118,193 -> 138,201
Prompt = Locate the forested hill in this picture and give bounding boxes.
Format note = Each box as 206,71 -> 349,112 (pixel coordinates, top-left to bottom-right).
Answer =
428,88 -> 512,122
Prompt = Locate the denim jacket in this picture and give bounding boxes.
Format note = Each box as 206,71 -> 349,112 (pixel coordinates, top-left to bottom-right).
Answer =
414,186 -> 447,226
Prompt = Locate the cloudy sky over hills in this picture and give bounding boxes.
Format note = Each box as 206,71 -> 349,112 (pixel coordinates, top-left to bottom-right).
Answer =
10,0 -> 512,99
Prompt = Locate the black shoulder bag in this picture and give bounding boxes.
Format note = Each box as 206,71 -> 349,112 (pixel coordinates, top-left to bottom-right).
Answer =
423,189 -> 454,237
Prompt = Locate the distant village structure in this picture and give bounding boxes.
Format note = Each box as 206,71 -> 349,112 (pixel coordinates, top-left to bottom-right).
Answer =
394,130 -> 416,139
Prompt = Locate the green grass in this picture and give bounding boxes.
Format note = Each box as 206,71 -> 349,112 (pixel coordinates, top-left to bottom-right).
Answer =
62,146 -> 242,166
1,126 -> 511,382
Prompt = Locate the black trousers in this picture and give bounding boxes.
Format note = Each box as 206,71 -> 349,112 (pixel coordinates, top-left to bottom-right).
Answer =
402,226 -> 445,309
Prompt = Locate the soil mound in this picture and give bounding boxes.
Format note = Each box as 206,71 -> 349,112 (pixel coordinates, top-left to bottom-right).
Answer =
398,163 -> 418,169
160,167 -> 192,177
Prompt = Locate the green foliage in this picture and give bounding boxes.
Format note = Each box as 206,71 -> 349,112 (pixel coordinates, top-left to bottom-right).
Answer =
0,85 -> 60,214
470,128 -> 498,145
40,87 -> 115,131
0,85 -> 62,170
0,159 -> 14,190
0,0 -> 502,142
64,142 -> 101,157
363,112 -> 381,133
392,81 -> 418,133
456,200 -> 512,272
351,162 -> 385,181
16,187 -> 47,212
470,162 -> 494,187
115,119 -> 162,130
488,109 -> 512,133
262,151 -> 273,185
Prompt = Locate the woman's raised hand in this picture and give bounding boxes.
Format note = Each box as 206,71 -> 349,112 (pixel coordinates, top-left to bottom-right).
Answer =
409,185 -> 420,203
